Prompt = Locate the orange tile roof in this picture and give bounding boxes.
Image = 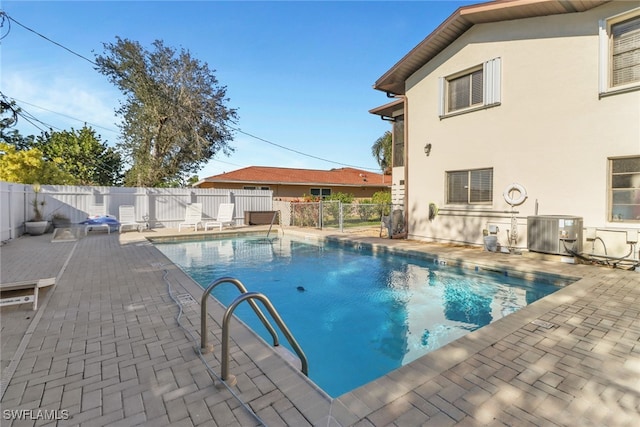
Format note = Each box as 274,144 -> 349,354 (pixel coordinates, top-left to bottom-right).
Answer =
203,166 -> 390,187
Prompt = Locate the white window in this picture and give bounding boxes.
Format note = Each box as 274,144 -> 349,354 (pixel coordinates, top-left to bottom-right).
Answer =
610,156 -> 640,222
439,58 -> 501,117
243,186 -> 270,190
599,9 -> 640,95
446,168 -> 493,205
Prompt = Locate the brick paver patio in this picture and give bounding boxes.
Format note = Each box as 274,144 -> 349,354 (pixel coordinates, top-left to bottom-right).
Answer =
1,228 -> 639,426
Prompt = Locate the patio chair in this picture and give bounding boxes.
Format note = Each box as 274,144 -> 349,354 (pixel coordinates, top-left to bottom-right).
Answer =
204,203 -> 235,231
179,203 -> 203,231
118,205 -> 142,233
84,204 -> 111,235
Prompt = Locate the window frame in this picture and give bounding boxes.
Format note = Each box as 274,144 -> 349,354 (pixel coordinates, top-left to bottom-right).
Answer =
310,188 -> 331,199
608,155 -> 640,222
599,8 -> 640,96
445,168 -> 494,205
439,58 -> 501,118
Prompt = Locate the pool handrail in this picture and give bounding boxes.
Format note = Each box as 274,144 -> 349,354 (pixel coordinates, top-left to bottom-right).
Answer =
221,291 -> 308,384
265,210 -> 279,240
200,277 -> 279,352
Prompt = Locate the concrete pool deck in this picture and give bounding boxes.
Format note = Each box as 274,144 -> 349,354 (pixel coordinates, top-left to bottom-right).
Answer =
1,226 -> 639,426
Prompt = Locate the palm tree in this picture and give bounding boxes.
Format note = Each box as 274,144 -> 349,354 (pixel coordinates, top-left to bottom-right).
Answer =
371,131 -> 392,171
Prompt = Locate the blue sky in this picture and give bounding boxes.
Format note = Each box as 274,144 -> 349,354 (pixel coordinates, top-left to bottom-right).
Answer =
2,1 -> 475,179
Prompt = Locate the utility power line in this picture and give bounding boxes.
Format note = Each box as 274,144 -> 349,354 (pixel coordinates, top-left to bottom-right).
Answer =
10,97 -> 119,134
1,11 -> 383,172
1,11 -> 96,65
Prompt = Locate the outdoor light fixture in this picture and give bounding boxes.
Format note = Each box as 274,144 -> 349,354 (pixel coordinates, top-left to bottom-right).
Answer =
424,143 -> 432,156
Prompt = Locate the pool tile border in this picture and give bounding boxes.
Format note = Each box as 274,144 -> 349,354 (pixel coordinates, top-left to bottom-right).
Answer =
324,235 -> 580,287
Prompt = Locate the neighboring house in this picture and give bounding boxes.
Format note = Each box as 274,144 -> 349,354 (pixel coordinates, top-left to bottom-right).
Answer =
371,0 -> 640,254
194,166 -> 390,200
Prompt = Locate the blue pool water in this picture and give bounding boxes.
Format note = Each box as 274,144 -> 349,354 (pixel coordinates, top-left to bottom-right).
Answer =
155,236 -> 565,397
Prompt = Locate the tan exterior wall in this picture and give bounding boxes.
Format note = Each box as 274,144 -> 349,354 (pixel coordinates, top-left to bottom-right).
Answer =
197,182 -> 387,201
403,2 -> 640,255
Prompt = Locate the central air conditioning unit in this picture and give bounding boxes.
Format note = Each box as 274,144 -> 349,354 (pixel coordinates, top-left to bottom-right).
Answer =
527,215 -> 583,256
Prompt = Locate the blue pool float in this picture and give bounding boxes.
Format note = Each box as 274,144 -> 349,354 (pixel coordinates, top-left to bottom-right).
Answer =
80,215 -> 120,231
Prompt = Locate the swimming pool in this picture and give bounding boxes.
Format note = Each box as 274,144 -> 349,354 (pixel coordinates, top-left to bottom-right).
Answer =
155,235 -> 566,397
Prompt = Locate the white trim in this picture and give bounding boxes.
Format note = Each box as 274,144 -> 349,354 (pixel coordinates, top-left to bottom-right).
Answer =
486,57 -> 501,105
599,19 -> 608,94
438,77 -> 445,117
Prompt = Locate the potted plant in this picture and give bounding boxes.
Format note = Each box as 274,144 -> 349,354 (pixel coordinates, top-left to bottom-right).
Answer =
24,183 -> 49,235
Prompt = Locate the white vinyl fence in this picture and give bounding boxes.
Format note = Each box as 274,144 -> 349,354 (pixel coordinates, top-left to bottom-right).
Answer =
0,182 -> 273,242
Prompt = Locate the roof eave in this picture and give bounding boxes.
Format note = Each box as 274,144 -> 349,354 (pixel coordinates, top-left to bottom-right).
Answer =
369,98 -> 405,117
373,0 -> 609,95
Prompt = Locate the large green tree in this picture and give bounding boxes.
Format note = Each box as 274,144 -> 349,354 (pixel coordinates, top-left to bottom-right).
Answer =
95,37 -> 238,187
371,131 -> 392,171
34,126 -> 123,186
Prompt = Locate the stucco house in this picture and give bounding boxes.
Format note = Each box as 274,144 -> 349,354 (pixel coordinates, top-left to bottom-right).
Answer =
194,166 -> 390,200
370,0 -> 640,258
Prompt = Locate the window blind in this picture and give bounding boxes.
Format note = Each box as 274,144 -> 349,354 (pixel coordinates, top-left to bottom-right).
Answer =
447,171 -> 468,203
447,168 -> 493,204
439,57 -> 501,116
470,169 -> 493,203
612,16 -> 640,86
449,74 -> 472,111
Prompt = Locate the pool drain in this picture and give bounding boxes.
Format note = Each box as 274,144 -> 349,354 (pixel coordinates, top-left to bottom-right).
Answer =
176,293 -> 197,306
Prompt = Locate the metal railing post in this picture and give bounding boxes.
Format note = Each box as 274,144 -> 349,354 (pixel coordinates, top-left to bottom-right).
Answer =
221,292 -> 308,385
200,277 -> 279,353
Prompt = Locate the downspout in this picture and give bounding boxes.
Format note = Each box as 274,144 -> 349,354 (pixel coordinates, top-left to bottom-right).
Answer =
402,94 -> 408,238
388,93 -> 408,239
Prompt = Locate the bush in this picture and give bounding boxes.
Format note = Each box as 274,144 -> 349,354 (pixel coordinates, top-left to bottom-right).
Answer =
372,191 -> 392,216
324,192 -> 354,222
356,204 -> 379,221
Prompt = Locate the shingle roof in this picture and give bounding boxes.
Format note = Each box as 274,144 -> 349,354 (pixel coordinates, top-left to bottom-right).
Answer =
202,166 -> 390,187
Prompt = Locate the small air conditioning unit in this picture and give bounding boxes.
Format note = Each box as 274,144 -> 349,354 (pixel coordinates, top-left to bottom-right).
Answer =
527,215 -> 583,255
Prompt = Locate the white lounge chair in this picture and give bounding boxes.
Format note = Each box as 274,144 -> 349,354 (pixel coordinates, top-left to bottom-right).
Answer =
205,203 -> 235,231
85,204 -> 111,235
119,205 -> 142,233
179,203 -> 203,231
0,277 -> 55,310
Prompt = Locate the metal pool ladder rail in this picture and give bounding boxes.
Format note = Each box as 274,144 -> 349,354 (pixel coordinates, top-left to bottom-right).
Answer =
201,277 -> 279,352
200,277 -> 309,386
